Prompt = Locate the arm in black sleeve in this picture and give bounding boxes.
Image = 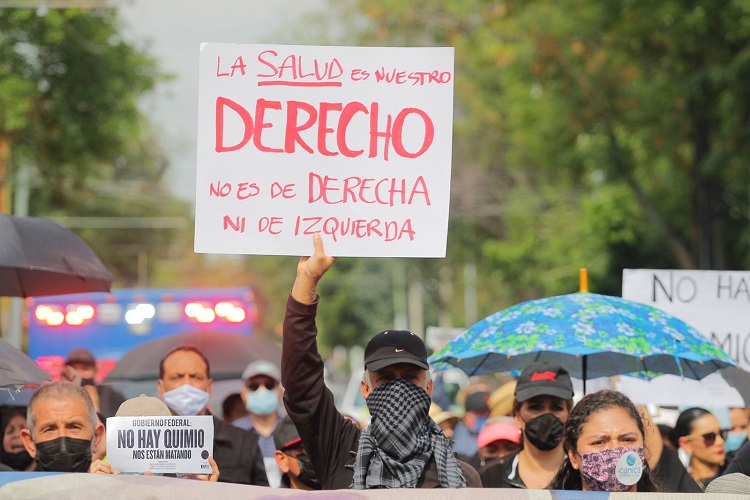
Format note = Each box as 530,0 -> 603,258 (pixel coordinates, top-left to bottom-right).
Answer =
281,294 -> 360,489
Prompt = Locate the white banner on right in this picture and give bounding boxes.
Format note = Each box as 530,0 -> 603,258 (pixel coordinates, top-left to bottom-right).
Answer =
622,269 -> 750,370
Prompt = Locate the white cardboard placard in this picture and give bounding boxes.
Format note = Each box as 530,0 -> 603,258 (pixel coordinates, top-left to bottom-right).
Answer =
106,415 -> 214,474
622,269 -> 750,370
195,43 -> 455,257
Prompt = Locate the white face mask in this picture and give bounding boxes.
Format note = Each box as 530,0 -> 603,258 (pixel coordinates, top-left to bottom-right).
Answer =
162,384 -> 210,416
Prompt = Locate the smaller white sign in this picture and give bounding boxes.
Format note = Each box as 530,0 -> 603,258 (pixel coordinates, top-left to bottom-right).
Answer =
425,326 -> 465,350
106,415 -> 214,474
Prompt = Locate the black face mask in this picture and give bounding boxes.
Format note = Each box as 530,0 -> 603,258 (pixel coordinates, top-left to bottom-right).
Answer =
523,413 -> 564,451
295,453 -> 321,490
3,450 -> 34,471
34,436 -> 93,473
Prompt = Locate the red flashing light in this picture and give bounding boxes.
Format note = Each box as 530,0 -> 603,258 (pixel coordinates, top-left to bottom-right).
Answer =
184,301 -> 246,324
34,304 -> 96,327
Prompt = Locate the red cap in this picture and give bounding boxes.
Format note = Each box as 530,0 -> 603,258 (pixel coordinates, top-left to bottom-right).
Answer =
477,421 -> 521,449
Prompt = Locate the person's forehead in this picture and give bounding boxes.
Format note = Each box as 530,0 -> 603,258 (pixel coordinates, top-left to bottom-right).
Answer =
692,413 -> 720,432
580,407 -> 639,436
485,439 -> 518,447
730,408 -> 749,423
523,395 -> 565,405
249,374 -> 277,383
6,414 -> 26,428
32,397 -> 91,427
163,350 -> 208,375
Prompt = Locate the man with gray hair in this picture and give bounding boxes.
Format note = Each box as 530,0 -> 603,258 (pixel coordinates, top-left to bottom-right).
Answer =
282,234 -> 481,489
20,381 -> 104,472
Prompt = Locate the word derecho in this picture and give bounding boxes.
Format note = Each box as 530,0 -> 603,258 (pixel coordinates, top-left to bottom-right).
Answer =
216,98 -> 434,161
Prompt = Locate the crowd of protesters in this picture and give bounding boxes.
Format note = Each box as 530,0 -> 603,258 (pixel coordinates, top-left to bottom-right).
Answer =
2,234 -> 750,494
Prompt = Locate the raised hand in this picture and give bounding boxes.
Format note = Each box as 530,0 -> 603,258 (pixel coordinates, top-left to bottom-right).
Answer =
292,233 -> 336,304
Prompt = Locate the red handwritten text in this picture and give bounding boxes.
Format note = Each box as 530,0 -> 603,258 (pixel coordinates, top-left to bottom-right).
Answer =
373,68 -> 452,86
209,181 -> 261,200
215,97 -> 435,161
294,216 -> 415,242
308,173 -> 430,206
257,50 -> 343,87
216,56 -> 247,77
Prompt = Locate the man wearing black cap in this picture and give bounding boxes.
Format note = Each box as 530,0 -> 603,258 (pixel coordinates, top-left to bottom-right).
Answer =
282,234 -> 481,489
480,361 -> 574,489
273,417 -> 321,490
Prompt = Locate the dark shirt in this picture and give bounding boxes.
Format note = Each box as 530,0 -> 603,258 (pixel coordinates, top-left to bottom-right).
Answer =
96,384 -> 127,419
212,416 -> 269,486
281,295 -> 481,489
653,446 -> 702,493
479,449 -> 525,488
725,438 -> 750,476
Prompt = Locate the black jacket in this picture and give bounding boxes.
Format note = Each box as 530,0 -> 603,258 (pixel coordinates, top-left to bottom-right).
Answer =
282,295 -> 481,489
726,438 -> 750,476
212,415 -> 269,486
653,446 -> 702,493
479,449 -> 524,488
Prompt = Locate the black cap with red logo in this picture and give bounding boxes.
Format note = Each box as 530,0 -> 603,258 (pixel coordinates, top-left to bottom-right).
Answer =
514,362 -> 574,402
274,416 -> 303,451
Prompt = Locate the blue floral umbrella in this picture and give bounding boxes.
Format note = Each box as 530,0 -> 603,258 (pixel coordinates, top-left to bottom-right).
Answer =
429,292 -> 735,392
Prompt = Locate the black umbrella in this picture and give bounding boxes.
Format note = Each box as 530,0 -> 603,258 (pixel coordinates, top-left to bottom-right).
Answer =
0,338 -> 50,389
104,330 -> 281,382
0,213 -> 113,297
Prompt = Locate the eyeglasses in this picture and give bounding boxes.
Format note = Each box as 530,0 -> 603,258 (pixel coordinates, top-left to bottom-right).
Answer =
687,431 -> 722,447
246,380 -> 278,391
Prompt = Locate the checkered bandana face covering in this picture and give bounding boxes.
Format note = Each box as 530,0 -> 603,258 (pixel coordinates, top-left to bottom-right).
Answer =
351,378 -> 466,489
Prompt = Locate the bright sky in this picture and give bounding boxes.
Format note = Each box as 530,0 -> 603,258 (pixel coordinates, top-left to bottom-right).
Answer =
118,0 -> 326,207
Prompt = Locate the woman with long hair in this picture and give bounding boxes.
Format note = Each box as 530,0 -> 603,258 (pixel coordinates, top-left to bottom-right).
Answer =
550,390 -> 658,492
479,362 -> 574,489
673,407 -> 726,491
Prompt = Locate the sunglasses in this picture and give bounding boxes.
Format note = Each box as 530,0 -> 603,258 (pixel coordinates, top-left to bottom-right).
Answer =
687,431 -> 723,447
246,380 -> 278,391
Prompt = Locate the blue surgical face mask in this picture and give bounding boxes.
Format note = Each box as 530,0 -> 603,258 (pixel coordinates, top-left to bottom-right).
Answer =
724,431 -> 747,452
246,387 -> 278,416
162,384 -> 210,416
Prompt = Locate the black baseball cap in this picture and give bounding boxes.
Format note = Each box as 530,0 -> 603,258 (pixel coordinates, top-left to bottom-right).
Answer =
465,391 -> 491,413
364,330 -> 429,372
514,362 -> 574,402
273,417 -> 303,451
66,348 -> 96,367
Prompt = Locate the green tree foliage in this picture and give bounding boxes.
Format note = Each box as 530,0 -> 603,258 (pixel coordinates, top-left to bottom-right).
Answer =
297,0 -> 750,349
0,8 -> 189,285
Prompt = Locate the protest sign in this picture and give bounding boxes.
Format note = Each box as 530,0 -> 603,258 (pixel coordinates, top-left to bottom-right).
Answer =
106,415 -> 214,474
622,269 -> 750,370
195,43 -> 455,257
